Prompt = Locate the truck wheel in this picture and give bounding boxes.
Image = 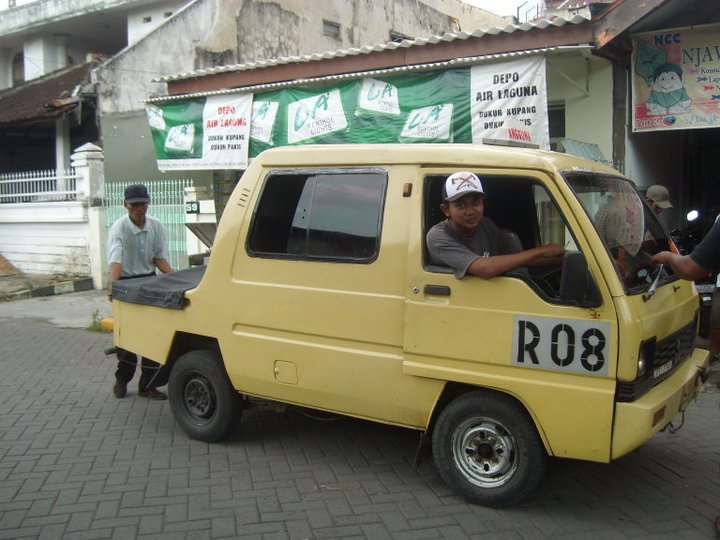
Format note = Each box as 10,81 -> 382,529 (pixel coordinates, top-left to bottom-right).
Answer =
168,350 -> 242,442
432,391 -> 547,508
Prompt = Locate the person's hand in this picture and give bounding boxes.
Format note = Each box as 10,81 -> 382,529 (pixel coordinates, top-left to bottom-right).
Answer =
650,251 -> 670,265
538,242 -> 566,263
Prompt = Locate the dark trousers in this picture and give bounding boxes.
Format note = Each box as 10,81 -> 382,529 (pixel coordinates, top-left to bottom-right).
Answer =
114,348 -> 167,391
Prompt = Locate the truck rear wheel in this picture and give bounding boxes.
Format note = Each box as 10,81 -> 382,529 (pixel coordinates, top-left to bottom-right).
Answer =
432,391 -> 546,507
169,350 -> 242,442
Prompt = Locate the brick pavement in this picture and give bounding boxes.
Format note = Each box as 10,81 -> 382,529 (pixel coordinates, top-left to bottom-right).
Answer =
1,315 -> 719,539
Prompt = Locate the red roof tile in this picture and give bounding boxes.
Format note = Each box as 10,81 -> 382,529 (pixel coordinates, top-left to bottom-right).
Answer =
0,59 -> 99,126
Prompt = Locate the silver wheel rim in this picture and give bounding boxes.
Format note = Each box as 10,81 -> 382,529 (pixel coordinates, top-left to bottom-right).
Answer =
451,416 -> 518,488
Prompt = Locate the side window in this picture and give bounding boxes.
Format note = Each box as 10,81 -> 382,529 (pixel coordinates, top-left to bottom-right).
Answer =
248,169 -> 387,262
534,185 -> 577,251
423,173 -> 588,303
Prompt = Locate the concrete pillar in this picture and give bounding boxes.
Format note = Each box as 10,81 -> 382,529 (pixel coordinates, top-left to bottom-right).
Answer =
71,143 -> 106,290
24,37 -> 50,81
0,47 -> 12,90
54,35 -> 68,70
55,116 -> 71,186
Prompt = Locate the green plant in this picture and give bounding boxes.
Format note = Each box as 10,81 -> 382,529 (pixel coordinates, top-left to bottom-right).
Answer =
86,308 -> 111,333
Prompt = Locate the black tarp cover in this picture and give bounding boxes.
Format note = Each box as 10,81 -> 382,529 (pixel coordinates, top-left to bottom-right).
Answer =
111,265 -> 206,309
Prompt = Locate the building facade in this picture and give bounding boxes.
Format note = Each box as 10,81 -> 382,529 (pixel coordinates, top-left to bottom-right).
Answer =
0,0 -> 506,183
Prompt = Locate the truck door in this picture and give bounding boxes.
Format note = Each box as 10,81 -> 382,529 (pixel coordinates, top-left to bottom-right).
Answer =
223,166 -> 441,428
403,170 -> 619,462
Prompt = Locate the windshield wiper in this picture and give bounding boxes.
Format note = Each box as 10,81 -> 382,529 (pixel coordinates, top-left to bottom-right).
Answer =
642,264 -> 664,302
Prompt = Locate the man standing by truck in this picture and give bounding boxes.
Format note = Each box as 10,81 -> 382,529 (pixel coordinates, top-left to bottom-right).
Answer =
107,184 -> 173,400
426,171 -> 565,278
651,214 -> 720,540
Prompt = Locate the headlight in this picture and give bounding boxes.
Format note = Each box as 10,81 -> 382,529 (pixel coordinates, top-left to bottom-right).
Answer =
637,349 -> 647,378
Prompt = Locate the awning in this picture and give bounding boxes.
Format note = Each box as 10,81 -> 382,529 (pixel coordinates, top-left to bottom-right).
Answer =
146,45 -> 594,103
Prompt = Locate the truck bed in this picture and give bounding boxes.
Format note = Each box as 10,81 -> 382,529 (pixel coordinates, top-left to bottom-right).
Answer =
111,265 -> 205,309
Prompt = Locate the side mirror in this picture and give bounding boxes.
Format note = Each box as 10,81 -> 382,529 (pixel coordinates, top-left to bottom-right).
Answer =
559,251 -> 602,307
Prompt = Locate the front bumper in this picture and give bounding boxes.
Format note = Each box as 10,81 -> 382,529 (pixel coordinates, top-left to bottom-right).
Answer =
611,347 -> 709,459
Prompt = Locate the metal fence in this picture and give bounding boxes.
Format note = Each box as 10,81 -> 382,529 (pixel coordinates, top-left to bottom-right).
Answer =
0,169 -> 78,203
105,179 -> 194,270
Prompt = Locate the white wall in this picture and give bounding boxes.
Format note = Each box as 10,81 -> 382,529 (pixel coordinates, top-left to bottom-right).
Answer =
0,202 -> 93,276
23,35 -> 56,80
1,0 -> 38,8
546,52 -> 614,163
127,0 -> 185,44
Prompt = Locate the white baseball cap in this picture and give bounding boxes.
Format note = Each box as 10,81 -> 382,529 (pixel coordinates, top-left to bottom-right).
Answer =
443,171 -> 484,202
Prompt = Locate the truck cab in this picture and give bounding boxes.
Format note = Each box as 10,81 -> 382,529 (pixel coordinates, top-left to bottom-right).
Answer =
111,144 -> 708,507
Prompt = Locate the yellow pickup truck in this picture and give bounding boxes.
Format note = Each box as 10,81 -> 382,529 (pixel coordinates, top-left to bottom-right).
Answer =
111,144 -> 708,507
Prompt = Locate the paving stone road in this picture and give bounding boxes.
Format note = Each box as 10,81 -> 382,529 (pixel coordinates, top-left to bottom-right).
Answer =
1,293 -> 719,539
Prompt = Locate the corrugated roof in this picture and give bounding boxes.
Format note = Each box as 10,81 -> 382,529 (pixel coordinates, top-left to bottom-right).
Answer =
0,59 -> 98,126
559,138 -> 611,165
147,44 -> 594,103
156,13 -> 591,83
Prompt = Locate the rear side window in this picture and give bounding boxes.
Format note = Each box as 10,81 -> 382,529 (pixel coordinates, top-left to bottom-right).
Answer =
247,169 -> 387,262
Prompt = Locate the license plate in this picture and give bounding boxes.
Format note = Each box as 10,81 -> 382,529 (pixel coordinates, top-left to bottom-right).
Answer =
653,360 -> 673,379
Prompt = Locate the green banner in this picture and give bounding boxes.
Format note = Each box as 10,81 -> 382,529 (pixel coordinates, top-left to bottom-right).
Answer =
147,57 -> 549,169
249,68 -> 473,158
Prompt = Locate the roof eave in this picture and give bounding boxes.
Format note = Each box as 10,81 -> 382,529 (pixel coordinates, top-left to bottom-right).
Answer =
164,17 -> 595,97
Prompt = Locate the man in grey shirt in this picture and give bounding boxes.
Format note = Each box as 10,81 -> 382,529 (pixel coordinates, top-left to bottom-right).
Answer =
107,184 -> 174,400
426,171 -> 565,279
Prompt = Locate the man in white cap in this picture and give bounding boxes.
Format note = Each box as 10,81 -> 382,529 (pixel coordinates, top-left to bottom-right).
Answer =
426,171 -> 565,279
645,184 -> 673,215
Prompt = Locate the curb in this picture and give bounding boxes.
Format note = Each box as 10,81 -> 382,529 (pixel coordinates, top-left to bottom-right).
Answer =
5,277 -> 95,301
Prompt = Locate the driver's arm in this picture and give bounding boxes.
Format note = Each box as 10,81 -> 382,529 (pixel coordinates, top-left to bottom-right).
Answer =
466,243 -> 565,279
651,251 -> 709,281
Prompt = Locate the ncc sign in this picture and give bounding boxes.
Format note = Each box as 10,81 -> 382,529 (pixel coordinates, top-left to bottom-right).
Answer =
632,23 -> 720,132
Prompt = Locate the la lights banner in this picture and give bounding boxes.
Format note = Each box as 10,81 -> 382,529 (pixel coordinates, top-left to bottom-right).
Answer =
632,24 -> 720,132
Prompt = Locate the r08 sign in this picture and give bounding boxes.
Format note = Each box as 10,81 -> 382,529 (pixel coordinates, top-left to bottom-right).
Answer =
511,315 -> 611,376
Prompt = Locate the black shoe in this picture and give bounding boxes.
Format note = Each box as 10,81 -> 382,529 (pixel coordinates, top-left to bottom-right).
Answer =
113,379 -> 127,399
138,388 -> 167,400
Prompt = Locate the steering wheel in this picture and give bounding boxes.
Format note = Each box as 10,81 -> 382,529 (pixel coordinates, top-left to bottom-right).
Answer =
534,265 -> 562,292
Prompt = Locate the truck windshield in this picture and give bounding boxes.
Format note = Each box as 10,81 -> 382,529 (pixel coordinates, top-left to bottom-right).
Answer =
564,172 -> 673,295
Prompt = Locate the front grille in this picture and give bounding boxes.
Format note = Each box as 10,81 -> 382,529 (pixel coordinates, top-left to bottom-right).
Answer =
616,318 -> 697,402
653,320 -> 696,378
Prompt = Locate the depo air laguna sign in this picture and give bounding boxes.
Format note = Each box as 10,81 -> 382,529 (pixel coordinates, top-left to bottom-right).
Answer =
147,56 -> 548,171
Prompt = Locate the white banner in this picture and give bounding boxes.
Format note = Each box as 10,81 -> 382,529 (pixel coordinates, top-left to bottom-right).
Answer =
287,89 -> 348,143
470,57 -> 549,149
153,93 -> 252,171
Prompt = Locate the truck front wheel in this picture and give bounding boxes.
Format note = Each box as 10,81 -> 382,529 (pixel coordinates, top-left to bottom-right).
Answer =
169,350 -> 242,442
432,391 -> 547,507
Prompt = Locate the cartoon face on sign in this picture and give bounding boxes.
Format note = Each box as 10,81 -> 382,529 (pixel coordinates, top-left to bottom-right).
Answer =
646,63 -> 692,115
634,40 -> 692,117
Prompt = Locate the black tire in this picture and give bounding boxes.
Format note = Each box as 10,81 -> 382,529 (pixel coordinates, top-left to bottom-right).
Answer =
168,350 -> 242,442
432,391 -> 547,508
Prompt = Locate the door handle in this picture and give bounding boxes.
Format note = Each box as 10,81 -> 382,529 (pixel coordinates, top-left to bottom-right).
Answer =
424,284 -> 451,296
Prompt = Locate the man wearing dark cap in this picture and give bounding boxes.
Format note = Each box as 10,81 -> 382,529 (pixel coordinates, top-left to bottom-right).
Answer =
107,184 -> 173,400
426,171 -> 565,278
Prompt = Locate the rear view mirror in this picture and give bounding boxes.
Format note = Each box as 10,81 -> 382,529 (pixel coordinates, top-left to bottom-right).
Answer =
560,251 -> 602,307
